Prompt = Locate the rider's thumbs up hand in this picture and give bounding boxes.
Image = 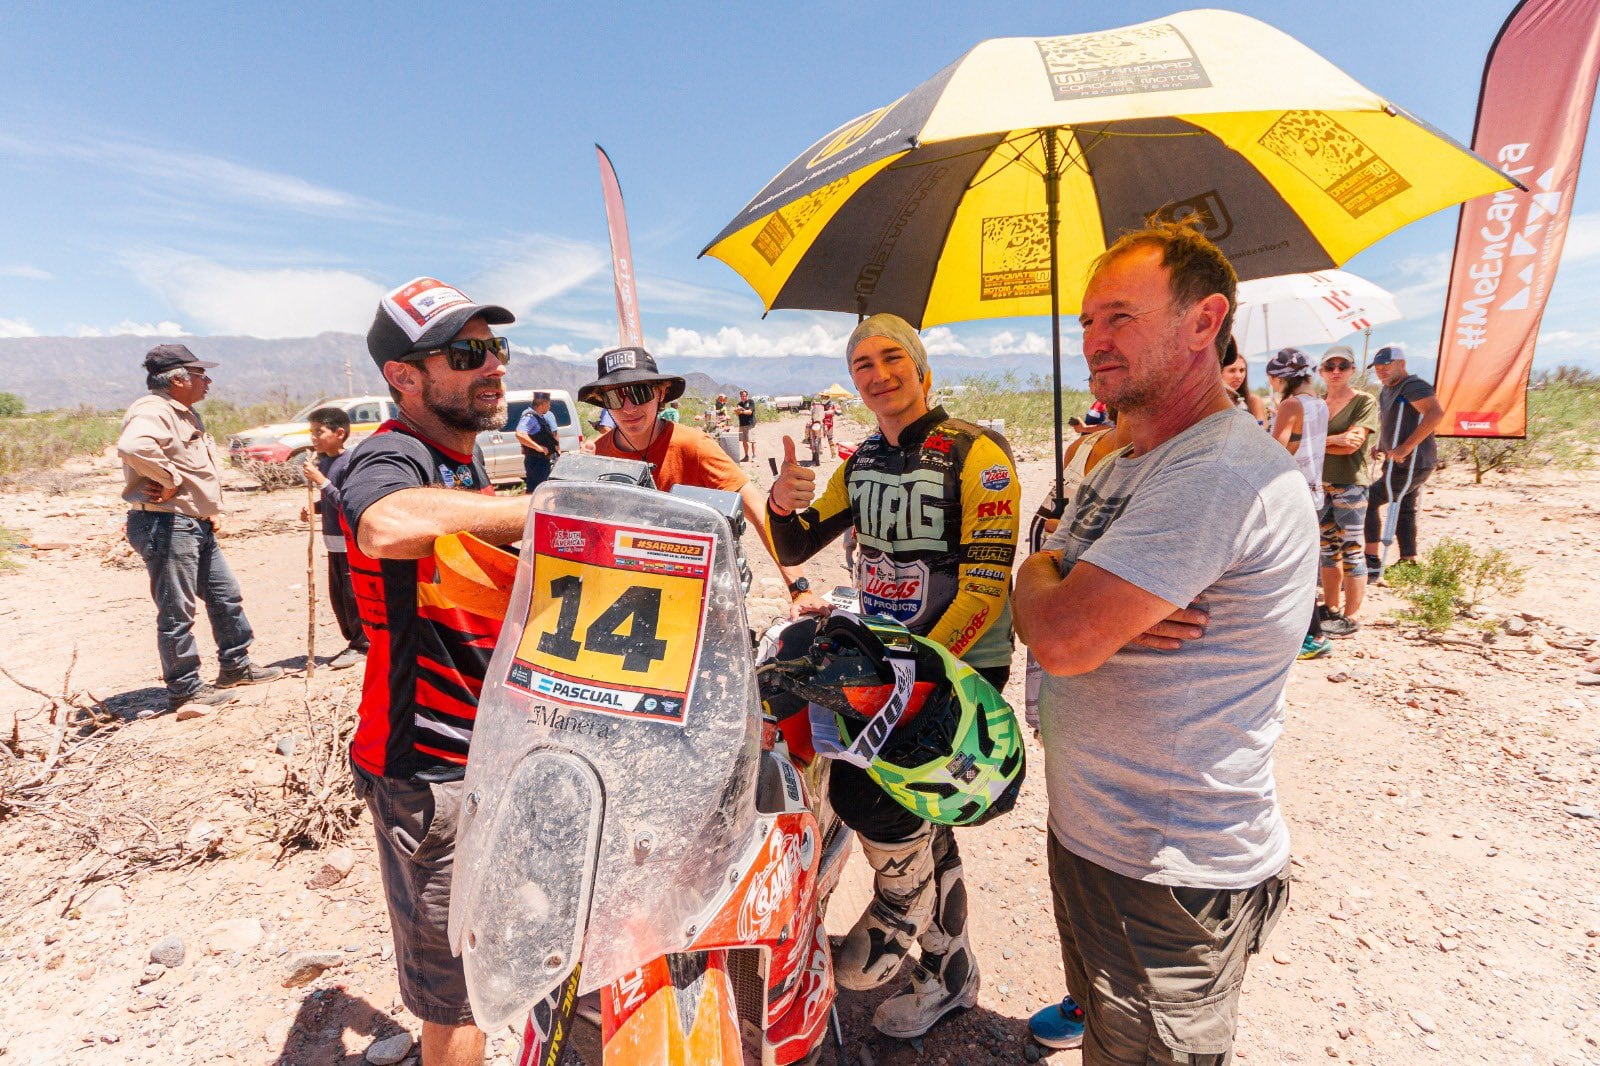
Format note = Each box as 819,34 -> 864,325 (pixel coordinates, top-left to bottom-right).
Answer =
770,434 -> 815,516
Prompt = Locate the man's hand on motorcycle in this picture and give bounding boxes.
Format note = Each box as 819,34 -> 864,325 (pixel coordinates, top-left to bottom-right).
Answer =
770,436 -> 815,514
788,590 -> 832,621
1127,605 -> 1209,652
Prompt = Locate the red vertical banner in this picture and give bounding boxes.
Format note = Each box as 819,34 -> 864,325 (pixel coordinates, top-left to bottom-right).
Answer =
596,145 -> 644,349
1435,0 -> 1600,437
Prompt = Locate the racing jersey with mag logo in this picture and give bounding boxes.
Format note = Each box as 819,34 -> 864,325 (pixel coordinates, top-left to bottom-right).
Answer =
770,407 -> 1018,669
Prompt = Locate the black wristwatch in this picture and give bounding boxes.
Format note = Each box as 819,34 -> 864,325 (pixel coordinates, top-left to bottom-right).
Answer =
787,577 -> 811,597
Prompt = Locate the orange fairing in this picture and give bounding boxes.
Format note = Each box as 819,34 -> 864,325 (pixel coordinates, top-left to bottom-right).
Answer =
434,531 -> 517,621
601,954 -> 743,1065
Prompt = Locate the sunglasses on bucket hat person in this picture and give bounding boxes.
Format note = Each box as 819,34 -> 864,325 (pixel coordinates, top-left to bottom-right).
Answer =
578,346 -> 686,407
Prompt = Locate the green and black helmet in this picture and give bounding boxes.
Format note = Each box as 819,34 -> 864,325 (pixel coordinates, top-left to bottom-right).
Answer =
760,613 -> 1024,826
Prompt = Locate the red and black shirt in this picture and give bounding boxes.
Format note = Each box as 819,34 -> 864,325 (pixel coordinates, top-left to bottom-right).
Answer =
340,421 -> 499,781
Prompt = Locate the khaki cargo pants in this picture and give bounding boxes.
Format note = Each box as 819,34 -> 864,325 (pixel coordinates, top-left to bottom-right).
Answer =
1048,835 -> 1289,1064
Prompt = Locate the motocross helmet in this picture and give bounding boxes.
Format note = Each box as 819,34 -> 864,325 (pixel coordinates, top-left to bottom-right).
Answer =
760,613 -> 1024,826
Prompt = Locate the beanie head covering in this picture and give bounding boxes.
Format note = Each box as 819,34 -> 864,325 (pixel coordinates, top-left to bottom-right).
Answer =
846,313 -> 931,385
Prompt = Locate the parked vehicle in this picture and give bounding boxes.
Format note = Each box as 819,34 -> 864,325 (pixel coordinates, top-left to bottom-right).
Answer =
227,395 -> 395,466
478,389 -> 581,486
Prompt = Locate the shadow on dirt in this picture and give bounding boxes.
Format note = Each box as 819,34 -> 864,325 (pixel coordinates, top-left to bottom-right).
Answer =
269,986 -> 409,1065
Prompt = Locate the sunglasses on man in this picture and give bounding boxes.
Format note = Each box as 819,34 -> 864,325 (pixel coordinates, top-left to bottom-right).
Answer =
593,382 -> 662,410
406,336 -> 512,372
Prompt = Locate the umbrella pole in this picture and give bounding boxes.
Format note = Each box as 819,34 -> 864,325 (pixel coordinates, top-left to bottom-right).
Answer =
1045,128 -> 1066,512
1361,327 -> 1371,375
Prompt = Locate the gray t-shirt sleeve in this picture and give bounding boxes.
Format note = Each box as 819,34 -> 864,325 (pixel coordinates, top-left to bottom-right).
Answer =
1078,459 -> 1262,609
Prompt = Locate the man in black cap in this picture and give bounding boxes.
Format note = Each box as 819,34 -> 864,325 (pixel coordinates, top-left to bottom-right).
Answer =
583,345 -> 826,617
117,344 -> 284,714
341,276 -> 537,1066
1364,343 -> 1443,579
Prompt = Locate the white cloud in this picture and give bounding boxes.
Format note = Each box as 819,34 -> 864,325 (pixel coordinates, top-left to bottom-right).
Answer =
0,317 -> 38,338
655,323 -> 850,359
636,275 -> 757,320
72,320 -> 188,338
473,237 -> 609,322
0,130 -> 389,217
0,265 -> 52,281
987,329 -> 1059,356
920,326 -> 971,356
526,342 -> 593,362
126,252 -> 385,337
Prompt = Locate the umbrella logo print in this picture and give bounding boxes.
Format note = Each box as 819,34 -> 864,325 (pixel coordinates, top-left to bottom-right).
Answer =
1258,111 -> 1412,218
1149,190 -> 1234,243
808,105 -> 892,168
980,213 -> 1051,300
1036,24 -> 1212,101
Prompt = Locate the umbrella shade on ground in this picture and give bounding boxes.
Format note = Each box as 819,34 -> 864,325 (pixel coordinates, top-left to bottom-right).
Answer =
1234,269 -> 1402,357
701,9 -> 1514,327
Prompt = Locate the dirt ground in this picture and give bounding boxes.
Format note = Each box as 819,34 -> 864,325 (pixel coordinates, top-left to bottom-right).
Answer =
0,413 -> 1596,1065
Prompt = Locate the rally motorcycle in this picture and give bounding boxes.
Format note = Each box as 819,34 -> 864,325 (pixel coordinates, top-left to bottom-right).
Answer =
436,457 -> 851,1066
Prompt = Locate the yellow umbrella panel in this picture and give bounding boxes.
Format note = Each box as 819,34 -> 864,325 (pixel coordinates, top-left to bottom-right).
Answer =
703,9 -> 1516,326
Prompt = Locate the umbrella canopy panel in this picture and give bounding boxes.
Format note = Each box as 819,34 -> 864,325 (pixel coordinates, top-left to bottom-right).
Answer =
703,9 -> 1515,326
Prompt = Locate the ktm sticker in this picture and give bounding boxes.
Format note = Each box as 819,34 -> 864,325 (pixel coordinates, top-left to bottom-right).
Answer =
509,514 -> 714,725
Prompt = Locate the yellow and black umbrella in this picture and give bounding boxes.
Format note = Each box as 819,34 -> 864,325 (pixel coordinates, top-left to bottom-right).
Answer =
702,9 -> 1516,492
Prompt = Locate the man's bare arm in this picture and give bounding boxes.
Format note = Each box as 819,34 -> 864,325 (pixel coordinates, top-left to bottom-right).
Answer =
1014,553 -> 1204,676
356,487 -> 531,559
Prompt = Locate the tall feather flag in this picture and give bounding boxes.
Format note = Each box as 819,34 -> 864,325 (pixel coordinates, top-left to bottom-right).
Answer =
1435,0 -> 1600,437
596,145 -> 644,349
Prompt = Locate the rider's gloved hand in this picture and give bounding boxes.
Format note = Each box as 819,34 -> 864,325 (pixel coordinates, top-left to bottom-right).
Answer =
769,435 -> 815,516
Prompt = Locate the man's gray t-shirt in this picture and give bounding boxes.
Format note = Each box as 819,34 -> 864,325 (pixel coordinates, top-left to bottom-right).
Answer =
1039,408 -> 1317,889
1379,374 -> 1437,471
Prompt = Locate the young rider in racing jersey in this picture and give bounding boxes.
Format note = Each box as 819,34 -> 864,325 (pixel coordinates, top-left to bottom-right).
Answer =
768,313 -> 1020,1039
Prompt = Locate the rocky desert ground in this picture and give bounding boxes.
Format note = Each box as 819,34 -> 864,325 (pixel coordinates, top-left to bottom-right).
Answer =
0,413 -> 1596,1065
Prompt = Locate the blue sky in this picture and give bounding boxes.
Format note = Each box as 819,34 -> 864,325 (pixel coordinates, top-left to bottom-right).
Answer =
2,1 -> 1598,386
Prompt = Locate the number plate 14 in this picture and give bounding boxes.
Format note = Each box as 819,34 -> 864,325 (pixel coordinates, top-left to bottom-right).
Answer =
508,514 -> 716,725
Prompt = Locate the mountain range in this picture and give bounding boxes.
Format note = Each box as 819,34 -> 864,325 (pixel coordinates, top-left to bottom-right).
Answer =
0,333 -> 1060,411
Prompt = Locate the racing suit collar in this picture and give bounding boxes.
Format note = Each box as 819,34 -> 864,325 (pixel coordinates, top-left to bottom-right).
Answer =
886,405 -> 949,450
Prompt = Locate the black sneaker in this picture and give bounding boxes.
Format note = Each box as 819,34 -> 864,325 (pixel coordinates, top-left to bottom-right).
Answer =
1323,615 -> 1361,638
168,683 -> 240,714
216,662 -> 287,688
1365,555 -> 1382,584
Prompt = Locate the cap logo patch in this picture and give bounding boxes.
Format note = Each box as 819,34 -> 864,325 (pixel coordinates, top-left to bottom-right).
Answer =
605,349 -> 640,373
386,278 -> 472,342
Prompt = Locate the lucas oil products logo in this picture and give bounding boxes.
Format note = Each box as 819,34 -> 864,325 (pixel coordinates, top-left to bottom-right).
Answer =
979,464 -> 1012,491
857,556 -> 929,625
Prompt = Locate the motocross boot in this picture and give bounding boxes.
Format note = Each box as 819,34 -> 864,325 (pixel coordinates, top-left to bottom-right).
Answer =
833,823 -> 936,990
871,825 -> 979,1038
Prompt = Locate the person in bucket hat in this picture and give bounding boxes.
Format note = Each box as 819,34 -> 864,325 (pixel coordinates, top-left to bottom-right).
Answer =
585,345 -> 826,619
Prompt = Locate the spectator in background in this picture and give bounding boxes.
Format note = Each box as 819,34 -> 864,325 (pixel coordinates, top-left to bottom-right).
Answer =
1266,347 -> 1331,660
1222,336 -> 1268,424
514,391 -> 560,493
1316,346 -> 1379,637
735,388 -> 757,461
300,407 -> 367,670
658,399 -> 680,423
117,344 -> 284,714
1365,343 -> 1444,581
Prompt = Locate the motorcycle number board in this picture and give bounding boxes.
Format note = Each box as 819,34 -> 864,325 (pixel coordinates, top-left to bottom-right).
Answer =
508,513 -> 715,725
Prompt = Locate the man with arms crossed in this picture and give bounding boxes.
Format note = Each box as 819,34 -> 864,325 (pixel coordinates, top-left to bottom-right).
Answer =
1014,223 -> 1316,1061
768,314 -> 1019,1039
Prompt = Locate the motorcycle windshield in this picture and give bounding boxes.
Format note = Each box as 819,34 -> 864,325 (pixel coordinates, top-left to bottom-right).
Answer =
450,480 -> 762,1029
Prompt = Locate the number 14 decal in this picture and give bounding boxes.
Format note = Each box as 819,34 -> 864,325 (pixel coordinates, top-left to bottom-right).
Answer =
535,575 -> 668,673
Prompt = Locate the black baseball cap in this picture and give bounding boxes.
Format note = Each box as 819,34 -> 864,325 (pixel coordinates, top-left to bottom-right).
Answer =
367,277 -> 514,369
143,344 -> 218,374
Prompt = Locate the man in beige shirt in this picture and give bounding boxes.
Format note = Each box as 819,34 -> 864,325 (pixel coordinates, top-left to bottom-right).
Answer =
118,344 -> 282,714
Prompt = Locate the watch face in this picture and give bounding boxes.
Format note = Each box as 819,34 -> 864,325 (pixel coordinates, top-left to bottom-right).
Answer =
791,577 -> 810,594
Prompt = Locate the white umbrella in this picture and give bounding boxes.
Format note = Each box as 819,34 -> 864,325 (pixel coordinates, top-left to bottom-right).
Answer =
1234,270 -> 1401,365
